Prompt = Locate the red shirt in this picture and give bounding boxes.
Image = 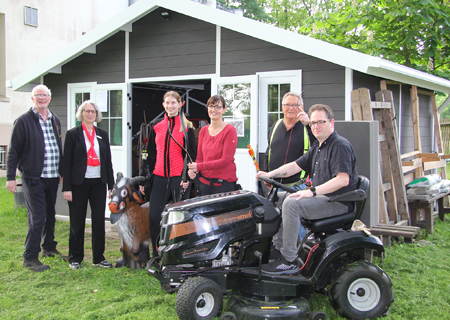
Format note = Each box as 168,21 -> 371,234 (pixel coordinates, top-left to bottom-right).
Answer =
197,123 -> 238,183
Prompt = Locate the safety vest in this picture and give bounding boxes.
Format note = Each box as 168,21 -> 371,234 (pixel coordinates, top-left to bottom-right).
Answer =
268,119 -> 309,179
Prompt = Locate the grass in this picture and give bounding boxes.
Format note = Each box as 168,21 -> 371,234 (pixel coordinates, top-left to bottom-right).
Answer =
1,177 -> 450,319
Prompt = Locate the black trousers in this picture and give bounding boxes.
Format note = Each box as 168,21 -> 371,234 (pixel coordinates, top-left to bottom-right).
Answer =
68,178 -> 107,264
22,177 -> 59,260
148,175 -> 181,257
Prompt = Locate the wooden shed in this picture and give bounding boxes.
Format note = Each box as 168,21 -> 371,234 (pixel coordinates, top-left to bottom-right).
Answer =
7,0 -> 450,221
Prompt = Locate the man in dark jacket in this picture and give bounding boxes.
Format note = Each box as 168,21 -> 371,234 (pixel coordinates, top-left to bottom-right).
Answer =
6,84 -> 65,272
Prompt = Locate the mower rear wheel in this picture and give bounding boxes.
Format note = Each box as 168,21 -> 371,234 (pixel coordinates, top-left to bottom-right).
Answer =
329,261 -> 394,319
220,312 -> 237,320
176,277 -> 223,320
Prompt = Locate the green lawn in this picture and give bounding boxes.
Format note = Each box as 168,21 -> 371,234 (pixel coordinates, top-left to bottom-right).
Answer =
1,177 -> 450,319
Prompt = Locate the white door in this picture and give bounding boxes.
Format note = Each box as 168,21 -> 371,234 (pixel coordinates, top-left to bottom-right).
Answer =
68,83 -> 130,218
258,70 -> 302,153
212,76 -> 258,192
94,83 -> 130,180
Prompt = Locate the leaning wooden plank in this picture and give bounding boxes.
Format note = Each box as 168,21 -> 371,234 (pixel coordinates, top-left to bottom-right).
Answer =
351,89 -> 364,121
410,86 -> 422,152
359,88 -> 373,120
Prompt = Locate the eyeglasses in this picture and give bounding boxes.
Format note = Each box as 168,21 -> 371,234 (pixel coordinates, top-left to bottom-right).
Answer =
34,94 -> 50,98
83,109 -> 97,114
207,104 -> 223,110
282,104 -> 300,109
309,120 -> 330,127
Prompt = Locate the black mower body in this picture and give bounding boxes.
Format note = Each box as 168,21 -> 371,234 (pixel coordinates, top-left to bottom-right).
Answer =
149,190 -> 384,297
158,190 -> 280,267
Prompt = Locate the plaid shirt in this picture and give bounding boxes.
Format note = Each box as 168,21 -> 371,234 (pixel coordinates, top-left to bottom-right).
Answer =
32,108 -> 60,178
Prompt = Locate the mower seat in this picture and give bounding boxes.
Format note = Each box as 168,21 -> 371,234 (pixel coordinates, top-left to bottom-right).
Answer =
301,176 -> 369,234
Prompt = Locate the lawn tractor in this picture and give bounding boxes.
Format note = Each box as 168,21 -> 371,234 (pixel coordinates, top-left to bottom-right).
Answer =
147,175 -> 394,320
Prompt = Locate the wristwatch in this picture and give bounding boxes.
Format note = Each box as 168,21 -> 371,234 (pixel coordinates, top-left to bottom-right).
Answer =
310,186 -> 317,197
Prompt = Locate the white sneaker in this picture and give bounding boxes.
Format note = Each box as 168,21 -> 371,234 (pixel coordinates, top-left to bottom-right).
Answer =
92,260 -> 113,268
69,262 -> 81,270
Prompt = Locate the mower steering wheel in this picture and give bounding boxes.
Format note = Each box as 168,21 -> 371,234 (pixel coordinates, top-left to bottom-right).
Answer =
258,175 -> 297,194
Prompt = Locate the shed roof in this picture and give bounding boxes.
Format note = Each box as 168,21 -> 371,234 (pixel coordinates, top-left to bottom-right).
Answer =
7,0 -> 450,93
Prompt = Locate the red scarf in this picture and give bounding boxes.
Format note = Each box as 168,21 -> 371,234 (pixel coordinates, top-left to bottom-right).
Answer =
82,122 -> 100,167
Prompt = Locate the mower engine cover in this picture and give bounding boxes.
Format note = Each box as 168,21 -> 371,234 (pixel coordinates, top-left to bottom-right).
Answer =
158,190 -> 280,266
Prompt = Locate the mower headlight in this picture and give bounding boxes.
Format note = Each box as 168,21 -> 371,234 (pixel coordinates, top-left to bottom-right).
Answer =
167,210 -> 188,225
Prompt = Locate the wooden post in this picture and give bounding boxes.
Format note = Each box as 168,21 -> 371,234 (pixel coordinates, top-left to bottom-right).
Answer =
379,109 -> 410,221
375,90 -> 399,223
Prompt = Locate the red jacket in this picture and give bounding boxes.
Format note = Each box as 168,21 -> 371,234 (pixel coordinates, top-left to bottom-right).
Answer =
146,114 -> 196,178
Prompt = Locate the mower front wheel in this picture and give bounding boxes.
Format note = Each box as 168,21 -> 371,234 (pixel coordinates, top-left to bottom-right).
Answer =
176,277 -> 223,320
329,261 -> 394,320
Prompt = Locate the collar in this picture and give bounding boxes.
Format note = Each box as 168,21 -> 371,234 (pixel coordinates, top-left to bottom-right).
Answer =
319,131 -> 337,147
31,106 -> 53,120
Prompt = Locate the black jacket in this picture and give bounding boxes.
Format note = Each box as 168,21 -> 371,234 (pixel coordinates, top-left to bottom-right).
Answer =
62,125 -> 115,191
7,108 -> 63,180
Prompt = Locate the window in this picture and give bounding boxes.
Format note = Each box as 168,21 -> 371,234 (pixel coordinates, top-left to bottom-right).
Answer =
219,83 -> 251,148
267,83 -> 290,138
0,146 -> 6,169
97,90 -> 123,146
24,6 -> 38,27
75,92 -> 91,126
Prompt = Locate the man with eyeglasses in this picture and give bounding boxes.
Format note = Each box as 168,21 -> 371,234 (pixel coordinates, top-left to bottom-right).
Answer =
257,104 -> 358,274
262,92 -> 315,188
262,92 -> 316,257
6,84 -> 65,272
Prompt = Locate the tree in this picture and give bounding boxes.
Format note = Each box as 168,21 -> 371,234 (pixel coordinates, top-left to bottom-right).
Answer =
299,0 -> 450,78
216,0 -> 271,22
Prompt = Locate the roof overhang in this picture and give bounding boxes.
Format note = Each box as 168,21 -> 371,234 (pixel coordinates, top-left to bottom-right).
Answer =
7,0 -> 450,94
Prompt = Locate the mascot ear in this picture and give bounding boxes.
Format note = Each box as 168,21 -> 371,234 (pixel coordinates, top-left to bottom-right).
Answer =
133,191 -> 144,204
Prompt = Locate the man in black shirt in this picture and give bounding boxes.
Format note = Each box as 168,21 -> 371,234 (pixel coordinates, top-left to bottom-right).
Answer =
257,104 -> 358,274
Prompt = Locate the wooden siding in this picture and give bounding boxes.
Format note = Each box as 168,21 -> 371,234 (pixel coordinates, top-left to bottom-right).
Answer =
220,28 -> 347,119
129,11 -> 216,78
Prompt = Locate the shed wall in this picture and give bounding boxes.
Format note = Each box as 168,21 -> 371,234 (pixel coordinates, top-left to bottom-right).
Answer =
220,28 -> 347,119
129,11 -> 216,78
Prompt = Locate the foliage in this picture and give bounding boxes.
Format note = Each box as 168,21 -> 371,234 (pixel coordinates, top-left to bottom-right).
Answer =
217,0 -> 271,22
299,0 -> 450,79
438,93 -> 450,120
228,0 -> 450,81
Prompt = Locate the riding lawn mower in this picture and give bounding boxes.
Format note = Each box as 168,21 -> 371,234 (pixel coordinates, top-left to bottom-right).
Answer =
146,175 -> 394,320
